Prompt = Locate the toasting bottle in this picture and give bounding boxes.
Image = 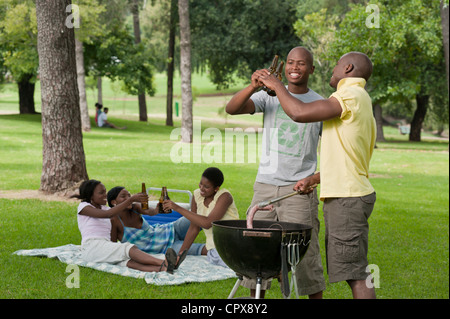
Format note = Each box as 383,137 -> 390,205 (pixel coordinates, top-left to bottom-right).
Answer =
266,60 -> 284,96
262,55 -> 281,96
141,183 -> 148,209
159,187 -> 172,214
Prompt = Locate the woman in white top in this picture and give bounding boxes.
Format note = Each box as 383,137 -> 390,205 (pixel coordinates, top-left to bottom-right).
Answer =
75,179 -> 179,273
163,167 -> 239,266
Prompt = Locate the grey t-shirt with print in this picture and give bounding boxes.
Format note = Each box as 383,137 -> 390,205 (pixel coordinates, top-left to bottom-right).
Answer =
251,87 -> 323,186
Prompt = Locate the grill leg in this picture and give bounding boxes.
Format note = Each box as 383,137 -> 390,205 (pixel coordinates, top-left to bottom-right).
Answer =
255,277 -> 262,299
227,275 -> 243,299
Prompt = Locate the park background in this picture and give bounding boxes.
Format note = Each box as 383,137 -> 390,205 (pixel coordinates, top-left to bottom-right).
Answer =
0,0 -> 449,299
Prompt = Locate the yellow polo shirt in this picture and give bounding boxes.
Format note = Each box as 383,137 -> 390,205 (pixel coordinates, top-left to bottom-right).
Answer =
319,77 -> 376,200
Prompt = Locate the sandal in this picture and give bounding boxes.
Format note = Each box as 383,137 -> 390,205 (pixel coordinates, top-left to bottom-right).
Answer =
175,250 -> 188,270
160,248 -> 177,274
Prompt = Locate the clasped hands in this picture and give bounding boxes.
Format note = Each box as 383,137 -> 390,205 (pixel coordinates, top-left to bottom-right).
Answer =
251,69 -> 283,92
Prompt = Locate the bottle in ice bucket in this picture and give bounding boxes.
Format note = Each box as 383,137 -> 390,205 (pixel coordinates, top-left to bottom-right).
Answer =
159,187 -> 172,214
141,183 -> 148,209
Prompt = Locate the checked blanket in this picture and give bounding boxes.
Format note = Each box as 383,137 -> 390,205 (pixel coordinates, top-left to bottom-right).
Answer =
13,244 -> 236,285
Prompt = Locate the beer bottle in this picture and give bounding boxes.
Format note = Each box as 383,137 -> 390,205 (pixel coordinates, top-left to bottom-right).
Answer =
266,60 -> 284,96
159,187 -> 172,214
141,183 -> 148,209
267,55 -> 279,74
163,187 -> 172,214
262,55 -> 280,95
158,188 -> 165,214
275,61 -> 284,80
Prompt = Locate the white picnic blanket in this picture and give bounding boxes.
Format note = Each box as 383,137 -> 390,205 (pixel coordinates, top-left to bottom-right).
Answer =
13,244 -> 236,285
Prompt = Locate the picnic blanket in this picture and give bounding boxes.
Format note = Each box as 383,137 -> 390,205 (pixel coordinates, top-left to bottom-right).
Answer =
13,244 -> 236,285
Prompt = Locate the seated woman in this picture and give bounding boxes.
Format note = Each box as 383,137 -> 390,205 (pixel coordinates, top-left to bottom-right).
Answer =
74,179 -> 179,273
108,187 -> 205,265
163,167 -> 239,267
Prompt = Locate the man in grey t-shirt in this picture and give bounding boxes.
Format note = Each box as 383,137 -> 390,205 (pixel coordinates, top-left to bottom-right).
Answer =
226,47 -> 325,299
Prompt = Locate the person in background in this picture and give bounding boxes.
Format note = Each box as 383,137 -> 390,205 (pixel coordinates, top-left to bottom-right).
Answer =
97,107 -> 126,129
95,102 -> 103,125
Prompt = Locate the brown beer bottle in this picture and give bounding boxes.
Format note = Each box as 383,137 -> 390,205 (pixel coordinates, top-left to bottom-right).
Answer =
163,187 -> 172,214
159,187 -> 172,214
266,60 -> 284,96
262,55 -> 280,95
141,183 -> 148,209
158,188 -> 165,214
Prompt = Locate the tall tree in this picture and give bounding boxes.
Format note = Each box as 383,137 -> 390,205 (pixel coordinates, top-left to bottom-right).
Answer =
83,0 -> 155,116
166,0 -> 177,127
0,2 -> 38,114
130,0 -> 148,122
72,0 -> 105,132
36,0 -> 88,193
441,0 -> 449,89
178,0 -> 193,143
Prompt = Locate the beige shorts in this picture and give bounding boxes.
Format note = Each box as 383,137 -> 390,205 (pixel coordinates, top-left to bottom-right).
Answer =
81,238 -> 134,267
240,182 -> 326,296
323,192 -> 376,283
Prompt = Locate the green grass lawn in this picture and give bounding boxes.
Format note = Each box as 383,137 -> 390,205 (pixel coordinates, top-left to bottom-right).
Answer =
0,74 -> 448,299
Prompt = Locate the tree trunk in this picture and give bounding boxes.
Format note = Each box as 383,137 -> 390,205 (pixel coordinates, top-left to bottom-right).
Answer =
166,0 -> 176,127
178,0 -> 193,143
131,0 -> 148,122
36,0 -> 88,193
97,76 -> 102,105
18,74 -> 36,114
373,103 -> 385,142
441,0 -> 449,89
409,93 -> 429,142
75,37 -> 91,132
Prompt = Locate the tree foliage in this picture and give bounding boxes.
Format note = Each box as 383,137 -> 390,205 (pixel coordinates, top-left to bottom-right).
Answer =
0,1 -> 38,83
83,0 -> 156,97
190,0 -> 300,88
294,0 -> 448,137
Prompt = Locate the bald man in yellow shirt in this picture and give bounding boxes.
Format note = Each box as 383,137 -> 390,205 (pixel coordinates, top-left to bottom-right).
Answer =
258,51 -> 377,299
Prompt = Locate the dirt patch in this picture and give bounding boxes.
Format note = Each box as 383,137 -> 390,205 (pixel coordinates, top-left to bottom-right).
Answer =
0,189 -> 79,203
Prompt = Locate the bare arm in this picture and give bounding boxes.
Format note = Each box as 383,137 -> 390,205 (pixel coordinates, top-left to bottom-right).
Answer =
163,192 -> 233,229
133,202 -> 159,216
259,73 -> 342,122
293,172 -> 321,193
226,69 -> 269,115
79,193 -> 148,219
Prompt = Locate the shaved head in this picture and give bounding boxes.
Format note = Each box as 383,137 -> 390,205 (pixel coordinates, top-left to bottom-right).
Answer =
340,52 -> 373,81
330,51 -> 373,88
287,46 -> 314,67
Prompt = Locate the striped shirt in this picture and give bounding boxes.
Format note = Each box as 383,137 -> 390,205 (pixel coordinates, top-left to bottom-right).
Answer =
119,215 -> 175,254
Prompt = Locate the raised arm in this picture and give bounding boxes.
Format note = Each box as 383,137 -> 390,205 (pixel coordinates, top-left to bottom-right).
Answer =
80,193 -> 148,219
163,192 -> 233,229
226,69 -> 269,115
259,73 -> 342,122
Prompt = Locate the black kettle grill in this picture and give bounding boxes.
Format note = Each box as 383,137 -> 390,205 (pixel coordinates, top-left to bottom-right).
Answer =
212,220 -> 312,299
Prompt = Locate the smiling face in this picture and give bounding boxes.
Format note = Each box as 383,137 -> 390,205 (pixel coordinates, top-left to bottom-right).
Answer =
111,188 -> 132,208
198,176 -> 219,198
91,183 -> 107,207
284,47 -> 315,88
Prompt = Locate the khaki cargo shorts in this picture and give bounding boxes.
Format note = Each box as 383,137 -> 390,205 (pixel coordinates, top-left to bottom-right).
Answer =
240,182 -> 326,296
323,192 -> 376,283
